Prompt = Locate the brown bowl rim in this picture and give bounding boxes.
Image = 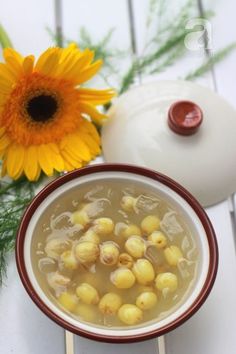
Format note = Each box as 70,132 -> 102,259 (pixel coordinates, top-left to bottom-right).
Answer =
16,163 -> 218,343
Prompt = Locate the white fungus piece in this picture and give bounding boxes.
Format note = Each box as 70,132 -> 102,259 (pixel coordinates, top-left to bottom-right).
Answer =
47,271 -> 71,296
45,238 -> 71,260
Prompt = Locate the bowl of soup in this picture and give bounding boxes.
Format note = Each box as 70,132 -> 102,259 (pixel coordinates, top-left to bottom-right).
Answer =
16,164 -> 218,343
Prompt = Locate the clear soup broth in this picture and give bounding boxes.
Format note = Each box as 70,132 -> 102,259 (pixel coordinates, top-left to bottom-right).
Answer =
31,179 -> 199,328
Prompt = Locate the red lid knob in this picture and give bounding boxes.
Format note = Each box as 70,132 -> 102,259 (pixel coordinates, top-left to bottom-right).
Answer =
168,100 -> 203,136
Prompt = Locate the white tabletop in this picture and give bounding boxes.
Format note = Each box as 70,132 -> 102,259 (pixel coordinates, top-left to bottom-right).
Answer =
0,1 -> 236,353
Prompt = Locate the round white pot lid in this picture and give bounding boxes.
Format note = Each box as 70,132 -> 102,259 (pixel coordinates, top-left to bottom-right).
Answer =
102,80 -> 236,207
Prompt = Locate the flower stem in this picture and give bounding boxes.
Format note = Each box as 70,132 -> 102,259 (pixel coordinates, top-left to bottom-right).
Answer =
0,24 -> 13,49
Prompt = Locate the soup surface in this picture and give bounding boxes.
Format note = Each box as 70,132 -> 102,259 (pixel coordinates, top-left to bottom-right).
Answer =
31,179 -> 198,328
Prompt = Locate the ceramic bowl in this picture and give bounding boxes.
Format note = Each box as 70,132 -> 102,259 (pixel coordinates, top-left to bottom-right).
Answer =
102,80 -> 236,206
16,164 -> 218,343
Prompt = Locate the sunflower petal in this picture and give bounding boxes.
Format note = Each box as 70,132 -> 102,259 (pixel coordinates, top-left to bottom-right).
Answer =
34,48 -> 53,70
78,88 -> 115,105
3,48 -> 23,64
57,53 -> 79,76
75,59 -> 103,85
59,43 -> 80,62
79,119 -> 100,144
14,164 -> 24,180
6,144 -> 25,179
0,94 -> 8,108
24,145 -> 40,181
63,145 -> 82,164
62,134 -> 91,162
0,63 -> 16,84
79,102 -> 107,125
0,134 -> 11,152
63,158 -> 76,172
60,149 -> 82,169
47,143 -> 65,172
79,132 -> 101,156
3,49 -> 23,77
47,142 -> 60,154
0,77 -> 13,94
1,159 -> 7,177
0,127 -> 5,137
35,48 -> 60,74
36,50 -> 60,76
57,45 -> 82,74
58,49 -> 94,81
23,55 -> 35,75
37,144 -> 54,176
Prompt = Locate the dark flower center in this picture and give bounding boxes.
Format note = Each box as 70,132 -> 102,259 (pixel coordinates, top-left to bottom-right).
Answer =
26,94 -> 58,122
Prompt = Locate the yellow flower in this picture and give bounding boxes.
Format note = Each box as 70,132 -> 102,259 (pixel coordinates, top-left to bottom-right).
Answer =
0,44 -> 115,181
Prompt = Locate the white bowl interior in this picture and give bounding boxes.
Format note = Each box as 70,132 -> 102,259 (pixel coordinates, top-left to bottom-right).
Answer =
24,171 -> 209,337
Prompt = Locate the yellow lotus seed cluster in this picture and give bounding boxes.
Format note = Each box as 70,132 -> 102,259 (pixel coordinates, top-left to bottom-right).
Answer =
100,241 -> 120,266
155,273 -> 178,292
118,304 -> 143,325
111,268 -> 136,289
99,293 -> 122,315
80,229 -> 100,244
132,259 -> 155,285
117,253 -> 134,269
125,236 -> 146,258
164,245 -> 183,266
93,217 -> 114,235
120,196 -> 137,212
58,292 -> 78,311
136,291 -> 157,310
71,209 -> 90,227
75,241 -> 99,263
141,215 -> 161,234
148,231 -> 167,249
40,189 -> 194,328
120,224 -> 141,239
60,250 -> 78,270
76,283 -> 100,305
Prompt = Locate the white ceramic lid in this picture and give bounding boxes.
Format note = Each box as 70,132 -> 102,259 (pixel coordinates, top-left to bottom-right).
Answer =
102,80 -> 236,206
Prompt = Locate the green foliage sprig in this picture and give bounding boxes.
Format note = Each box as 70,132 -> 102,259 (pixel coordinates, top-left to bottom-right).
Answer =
0,177 -> 40,285
54,0 -> 235,94
184,43 -> 236,80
